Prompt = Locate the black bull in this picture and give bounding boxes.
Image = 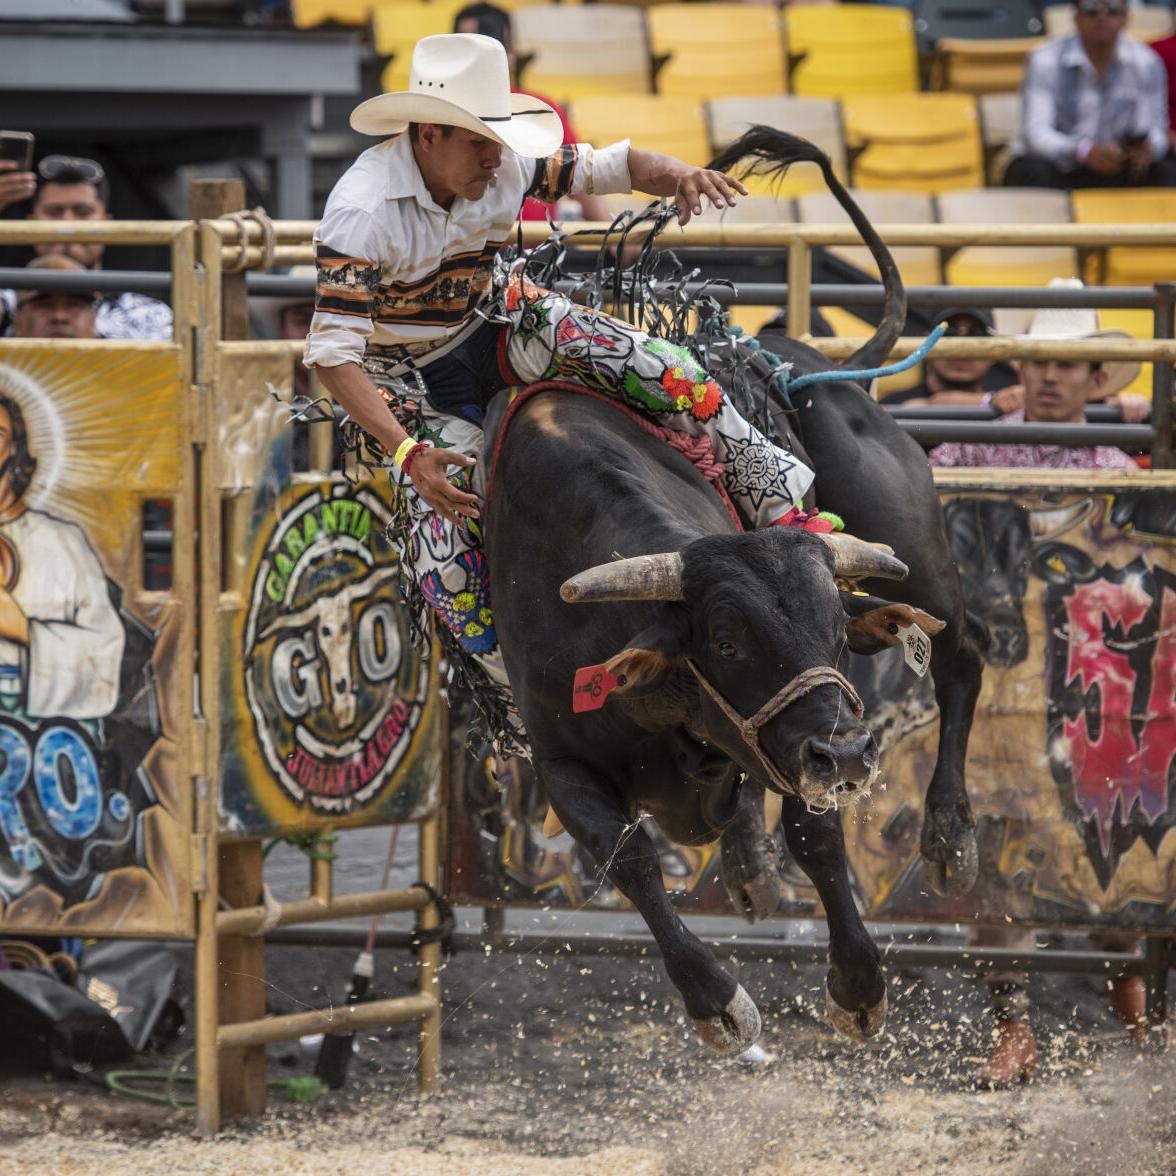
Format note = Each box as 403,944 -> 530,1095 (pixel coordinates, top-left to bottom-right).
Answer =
482,128 -> 986,1053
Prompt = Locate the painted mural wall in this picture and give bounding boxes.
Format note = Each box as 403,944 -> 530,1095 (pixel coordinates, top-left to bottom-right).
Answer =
0,343 -> 192,937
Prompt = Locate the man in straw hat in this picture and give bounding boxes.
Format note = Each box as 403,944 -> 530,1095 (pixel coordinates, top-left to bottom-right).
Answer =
929,281 -> 1142,472
305,33 -> 816,674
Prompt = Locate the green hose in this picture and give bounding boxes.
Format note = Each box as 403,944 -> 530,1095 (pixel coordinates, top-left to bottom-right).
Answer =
104,1049 -> 327,1109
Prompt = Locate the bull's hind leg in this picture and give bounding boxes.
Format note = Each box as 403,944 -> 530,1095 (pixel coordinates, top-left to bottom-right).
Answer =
541,755 -> 761,1056
920,611 -> 986,897
779,795 -> 886,1041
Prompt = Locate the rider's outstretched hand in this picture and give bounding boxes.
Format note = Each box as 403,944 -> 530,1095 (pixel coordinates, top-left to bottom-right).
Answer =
409,447 -> 480,527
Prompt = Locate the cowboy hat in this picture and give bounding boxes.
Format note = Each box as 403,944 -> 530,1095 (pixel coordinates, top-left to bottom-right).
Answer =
350,34 -> 563,159
1017,278 -> 1139,397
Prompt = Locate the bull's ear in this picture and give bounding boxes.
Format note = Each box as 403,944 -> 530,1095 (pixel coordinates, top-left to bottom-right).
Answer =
603,606 -> 690,696
845,597 -> 945,656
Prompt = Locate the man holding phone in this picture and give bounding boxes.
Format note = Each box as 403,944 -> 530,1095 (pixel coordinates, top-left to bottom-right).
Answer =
1004,0 -> 1176,189
0,153 -> 172,341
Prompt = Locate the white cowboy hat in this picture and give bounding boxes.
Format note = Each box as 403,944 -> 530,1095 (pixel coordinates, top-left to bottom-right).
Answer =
1017,278 -> 1139,397
350,34 -> 563,159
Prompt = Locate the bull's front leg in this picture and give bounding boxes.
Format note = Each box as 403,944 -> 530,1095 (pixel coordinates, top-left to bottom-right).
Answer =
541,755 -> 761,1056
920,612 -> 985,897
779,794 -> 886,1042
720,778 -> 785,923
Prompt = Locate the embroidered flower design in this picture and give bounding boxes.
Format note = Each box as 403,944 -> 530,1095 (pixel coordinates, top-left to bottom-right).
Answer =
661,367 -> 723,422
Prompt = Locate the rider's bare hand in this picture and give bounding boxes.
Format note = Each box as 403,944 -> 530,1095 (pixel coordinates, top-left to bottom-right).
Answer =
674,169 -> 749,226
409,447 -> 480,527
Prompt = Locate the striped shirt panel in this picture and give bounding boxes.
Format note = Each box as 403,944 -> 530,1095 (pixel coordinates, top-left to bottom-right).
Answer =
304,132 -> 631,374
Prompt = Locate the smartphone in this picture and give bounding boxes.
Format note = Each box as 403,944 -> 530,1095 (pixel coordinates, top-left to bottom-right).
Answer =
0,130 -> 34,172
1121,131 -> 1148,149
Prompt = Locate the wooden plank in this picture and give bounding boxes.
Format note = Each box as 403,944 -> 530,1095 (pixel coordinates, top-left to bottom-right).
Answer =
189,179 -> 249,342
217,839 -> 268,1120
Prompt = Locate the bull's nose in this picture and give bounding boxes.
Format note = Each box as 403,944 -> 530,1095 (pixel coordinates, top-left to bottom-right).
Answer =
988,625 -> 1027,667
801,730 -> 877,784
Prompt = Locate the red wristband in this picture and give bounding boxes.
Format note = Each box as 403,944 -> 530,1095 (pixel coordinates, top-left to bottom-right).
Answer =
400,441 -> 430,477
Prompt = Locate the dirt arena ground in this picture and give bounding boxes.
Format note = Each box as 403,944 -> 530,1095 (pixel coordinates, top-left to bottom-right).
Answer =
1,936 -> 1173,1176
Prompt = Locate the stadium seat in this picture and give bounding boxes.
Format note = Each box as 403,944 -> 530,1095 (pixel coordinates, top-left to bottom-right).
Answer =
706,95 -> 846,196
514,5 -> 651,104
1071,188 -> 1176,285
798,188 -> 942,287
647,4 -> 787,99
930,36 -> 1045,95
978,91 -> 1021,181
785,4 -> 918,97
571,95 -> 709,165
912,0 -> 1046,49
1044,3 -> 1175,41
841,93 -> 984,192
937,188 -> 1078,320
375,2 -> 467,92
292,0 -> 377,27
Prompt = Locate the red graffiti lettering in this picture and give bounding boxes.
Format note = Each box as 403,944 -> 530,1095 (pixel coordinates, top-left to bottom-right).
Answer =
1061,582 -> 1176,854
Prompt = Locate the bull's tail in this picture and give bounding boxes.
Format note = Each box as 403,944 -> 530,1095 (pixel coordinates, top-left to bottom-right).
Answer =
708,126 -> 905,373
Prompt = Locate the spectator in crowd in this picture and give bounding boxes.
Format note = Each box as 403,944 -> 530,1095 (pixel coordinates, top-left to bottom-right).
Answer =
11,255 -> 98,341
881,308 -> 1015,408
451,2 -> 613,224
985,281 -> 1152,423
1005,0 -> 1176,189
2,156 -> 172,341
929,299 -> 1146,1085
254,265 -> 316,400
929,302 -> 1141,471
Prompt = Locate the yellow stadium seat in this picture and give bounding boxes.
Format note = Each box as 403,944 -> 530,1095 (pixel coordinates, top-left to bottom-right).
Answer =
571,95 -> 709,164
785,4 -> 918,97
938,186 -> 1078,290
375,2 -> 468,92
1097,308 -> 1153,398
648,4 -> 787,100
1044,3 -> 1174,42
931,36 -> 1045,95
798,188 -> 942,286
292,0 -> 377,27
706,95 -> 846,196
841,93 -> 984,193
514,5 -> 651,105
1072,188 -> 1176,286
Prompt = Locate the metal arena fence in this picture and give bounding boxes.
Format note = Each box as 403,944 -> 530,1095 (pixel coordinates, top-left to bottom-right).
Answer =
0,209 -> 1173,1134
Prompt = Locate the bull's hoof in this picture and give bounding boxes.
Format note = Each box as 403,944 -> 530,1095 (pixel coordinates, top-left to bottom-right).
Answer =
691,984 -> 762,1056
922,827 -> 979,898
921,802 -> 979,897
723,865 -> 784,924
825,982 -> 887,1042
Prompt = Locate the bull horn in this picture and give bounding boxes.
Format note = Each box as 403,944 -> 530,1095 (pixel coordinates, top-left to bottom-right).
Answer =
817,532 -> 909,582
561,553 -> 685,604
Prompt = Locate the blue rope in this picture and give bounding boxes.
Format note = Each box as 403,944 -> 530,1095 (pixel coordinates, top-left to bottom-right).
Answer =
726,322 -> 948,405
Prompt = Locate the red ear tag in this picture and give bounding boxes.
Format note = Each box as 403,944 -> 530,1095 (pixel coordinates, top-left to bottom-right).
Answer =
572,663 -> 623,713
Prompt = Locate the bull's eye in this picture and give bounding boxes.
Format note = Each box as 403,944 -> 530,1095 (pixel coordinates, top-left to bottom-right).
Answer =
321,625 -> 332,637
718,640 -> 737,659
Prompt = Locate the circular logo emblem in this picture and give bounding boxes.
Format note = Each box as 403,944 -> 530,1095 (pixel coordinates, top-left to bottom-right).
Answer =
243,485 -> 428,816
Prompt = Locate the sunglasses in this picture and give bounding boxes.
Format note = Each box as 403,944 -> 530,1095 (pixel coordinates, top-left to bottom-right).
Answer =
1076,1 -> 1127,15
37,154 -> 106,185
